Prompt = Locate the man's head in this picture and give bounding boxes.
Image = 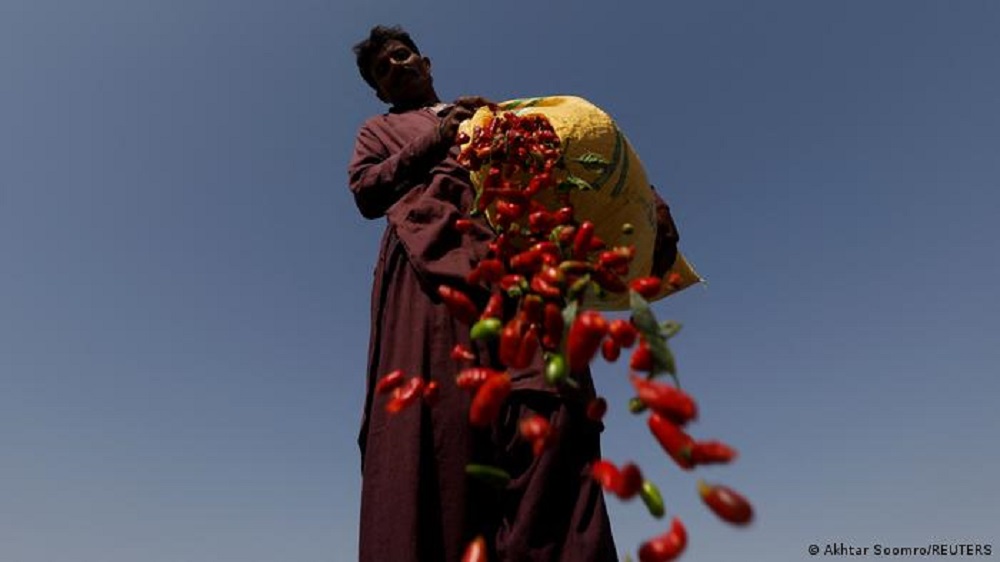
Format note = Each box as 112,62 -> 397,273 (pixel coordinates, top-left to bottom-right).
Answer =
354,26 -> 437,107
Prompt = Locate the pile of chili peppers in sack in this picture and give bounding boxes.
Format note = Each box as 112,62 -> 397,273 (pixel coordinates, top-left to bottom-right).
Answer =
375,109 -> 754,562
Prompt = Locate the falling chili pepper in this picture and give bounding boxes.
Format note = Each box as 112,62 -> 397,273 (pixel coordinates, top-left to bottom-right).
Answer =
690,441 -> 738,465
438,285 -> 480,325
698,480 -> 754,526
609,319 -> 638,348
630,276 -> 663,299
637,517 -> 687,562
481,292 -> 504,320
422,380 -> 440,405
519,413 -> 552,456
586,397 -> 608,421
469,372 -> 512,427
572,221 -> 596,260
618,462 -> 644,500
466,464 -> 511,489
567,311 -> 609,373
499,318 -> 523,368
470,317 -> 503,341
521,295 -> 544,324
592,266 -> 627,293
639,480 -> 666,519
630,374 -> 698,425
530,276 -> 563,300
374,369 -> 405,395
454,218 -> 475,234
542,303 -> 564,349
601,337 -> 621,362
514,324 -> 540,370
630,342 -> 653,372
450,344 -> 476,362
472,259 -> 506,284
385,377 -> 424,414
455,367 -> 501,391
544,353 -> 568,386
461,535 -> 489,562
648,412 -> 695,470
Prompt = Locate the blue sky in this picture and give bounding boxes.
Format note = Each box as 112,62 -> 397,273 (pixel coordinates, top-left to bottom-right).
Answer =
2,1 -> 998,560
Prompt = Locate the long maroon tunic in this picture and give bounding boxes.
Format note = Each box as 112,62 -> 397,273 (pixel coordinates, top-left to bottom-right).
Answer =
348,103 -> 678,562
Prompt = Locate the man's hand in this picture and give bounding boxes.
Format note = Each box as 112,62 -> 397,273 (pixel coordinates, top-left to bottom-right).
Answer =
438,96 -> 496,144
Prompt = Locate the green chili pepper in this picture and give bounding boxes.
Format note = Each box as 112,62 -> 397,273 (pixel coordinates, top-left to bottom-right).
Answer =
544,353 -> 568,386
628,396 -> 648,414
470,317 -> 502,341
640,480 -> 666,519
465,463 -> 511,489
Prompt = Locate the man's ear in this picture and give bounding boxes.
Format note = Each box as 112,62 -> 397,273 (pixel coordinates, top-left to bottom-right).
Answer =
421,56 -> 432,73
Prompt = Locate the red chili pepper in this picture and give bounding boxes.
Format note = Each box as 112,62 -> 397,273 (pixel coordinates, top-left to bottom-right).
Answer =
495,199 -> 526,223
454,218 -> 475,234
455,367 -> 501,391
557,260 -> 592,276
422,380 -> 440,405
542,302 -> 564,349
601,338 -> 621,362
514,324 -> 540,369
553,206 -> 574,225
469,372 -> 512,427
385,377 -> 425,414
557,225 -> 577,246
630,374 -> 698,425
587,235 -> 607,252
597,250 -> 630,271
566,311 -> 609,373
461,535 -> 488,562
510,249 -> 543,274
530,276 -> 563,300
590,459 -> 642,500
538,265 -> 565,287
451,344 -> 476,363
630,276 -> 663,299
618,462 -> 644,500
572,221 -> 595,260
630,341 -> 653,372
519,413 -> 552,455
474,259 -> 506,284
499,318 -> 523,368
438,285 -> 480,325
590,459 -> 623,494
698,480 -> 754,526
481,292 -> 504,320
690,441 -> 738,465
499,274 -> 526,292
666,272 -> 684,288
609,319 -> 638,348
586,397 -> 608,421
528,210 -> 552,233
521,295 -> 544,324
648,412 -> 695,470
592,266 -> 627,293
638,517 -> 687,562
374,369 -> 405,395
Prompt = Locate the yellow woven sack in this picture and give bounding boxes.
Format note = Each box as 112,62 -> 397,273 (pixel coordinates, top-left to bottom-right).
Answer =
459,95 -> 701,310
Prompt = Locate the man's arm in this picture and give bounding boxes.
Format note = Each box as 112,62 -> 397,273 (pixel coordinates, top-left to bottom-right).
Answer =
347,122 -> 447,219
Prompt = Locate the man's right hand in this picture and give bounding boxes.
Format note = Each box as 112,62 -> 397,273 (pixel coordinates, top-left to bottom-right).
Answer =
438,96 -> 496,144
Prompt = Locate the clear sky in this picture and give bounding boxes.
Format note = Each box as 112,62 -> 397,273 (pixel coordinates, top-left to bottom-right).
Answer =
2,1 -> 998,560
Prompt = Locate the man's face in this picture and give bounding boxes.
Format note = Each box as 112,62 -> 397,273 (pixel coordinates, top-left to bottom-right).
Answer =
370,40 -> 432,105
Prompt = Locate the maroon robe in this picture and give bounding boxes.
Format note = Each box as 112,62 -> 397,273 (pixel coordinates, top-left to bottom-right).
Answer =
348,103 -> 679,562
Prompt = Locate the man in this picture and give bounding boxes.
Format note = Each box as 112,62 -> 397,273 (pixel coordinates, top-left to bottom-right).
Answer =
348,25 -> 679,561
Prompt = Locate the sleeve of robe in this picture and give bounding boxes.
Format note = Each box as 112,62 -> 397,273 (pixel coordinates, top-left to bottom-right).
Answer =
650,185 -> 681,277
348,118 -> 495,295
347,122 -> 448,219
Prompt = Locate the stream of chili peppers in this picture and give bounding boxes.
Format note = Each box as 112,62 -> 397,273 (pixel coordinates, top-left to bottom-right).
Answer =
376,110 -> 754,561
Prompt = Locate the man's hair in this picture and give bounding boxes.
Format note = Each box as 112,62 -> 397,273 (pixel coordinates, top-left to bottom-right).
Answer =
353,25 -> 421,91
